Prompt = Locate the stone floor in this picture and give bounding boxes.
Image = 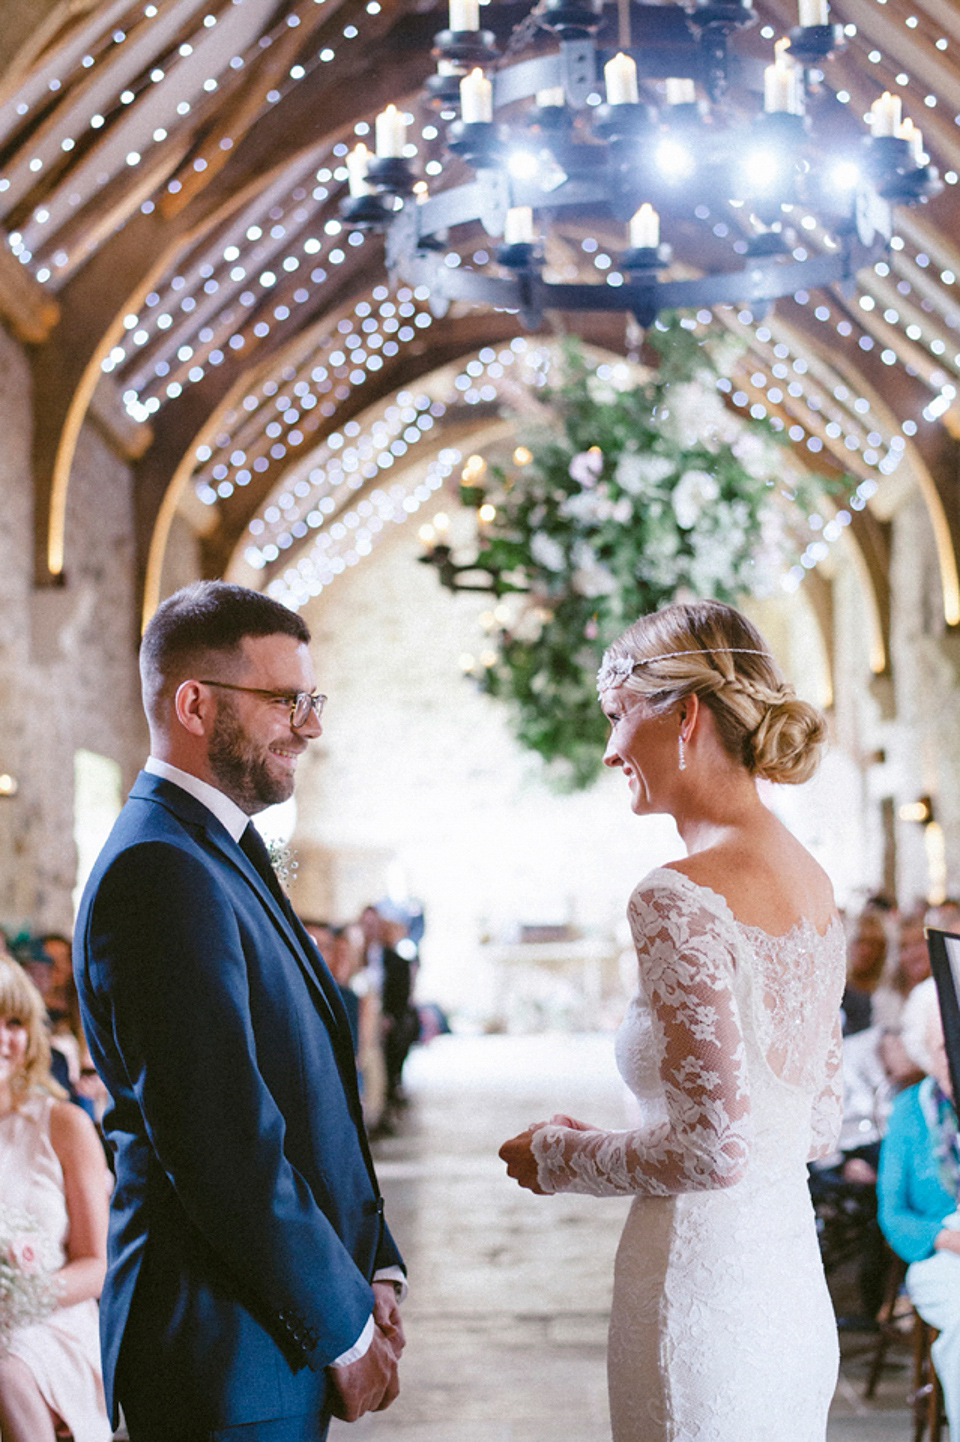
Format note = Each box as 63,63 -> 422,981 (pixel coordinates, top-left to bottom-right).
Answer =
334,1032 -> 921,1442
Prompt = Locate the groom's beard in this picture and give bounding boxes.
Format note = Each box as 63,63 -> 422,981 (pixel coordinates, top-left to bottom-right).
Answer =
207,699 -> 296,813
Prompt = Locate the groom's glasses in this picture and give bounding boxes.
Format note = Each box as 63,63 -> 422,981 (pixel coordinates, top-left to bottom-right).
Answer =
198,680 -> 327,729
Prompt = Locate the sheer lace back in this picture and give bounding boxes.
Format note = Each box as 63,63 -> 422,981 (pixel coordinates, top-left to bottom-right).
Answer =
745,915 -> 844,1090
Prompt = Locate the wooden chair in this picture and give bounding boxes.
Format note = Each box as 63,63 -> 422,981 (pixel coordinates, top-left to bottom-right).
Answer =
911,1312 -> 946,1442
863,1248 -> 945,1441
865,1249 -> 909,1398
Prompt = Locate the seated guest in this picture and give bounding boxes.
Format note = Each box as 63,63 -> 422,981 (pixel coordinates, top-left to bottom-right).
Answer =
0,958 -> 111,1442
877,977 -> 960,1439
871,906 -> 931,1030
842,905 -> 889,1035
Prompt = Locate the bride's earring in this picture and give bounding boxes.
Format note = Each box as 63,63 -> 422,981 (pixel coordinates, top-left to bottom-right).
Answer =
678,734 -> 686,771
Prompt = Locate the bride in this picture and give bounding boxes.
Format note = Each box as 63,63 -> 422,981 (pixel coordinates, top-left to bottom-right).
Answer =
500,599 -> 844,1442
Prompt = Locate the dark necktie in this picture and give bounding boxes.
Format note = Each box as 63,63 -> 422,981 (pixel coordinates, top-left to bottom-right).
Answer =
239,823 -> 357,1077
239,823 -> 290,913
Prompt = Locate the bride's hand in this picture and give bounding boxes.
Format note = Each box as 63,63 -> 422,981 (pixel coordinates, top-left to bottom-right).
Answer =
499,1128 -> 548,1194
548,1113 -> 592,1131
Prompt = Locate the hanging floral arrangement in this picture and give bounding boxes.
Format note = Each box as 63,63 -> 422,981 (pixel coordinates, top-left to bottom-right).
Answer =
438,318 -> 830,790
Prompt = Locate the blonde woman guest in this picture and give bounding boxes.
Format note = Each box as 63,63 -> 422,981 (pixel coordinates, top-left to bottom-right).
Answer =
500,600 -> 844,1442
0,958 -> 111,1442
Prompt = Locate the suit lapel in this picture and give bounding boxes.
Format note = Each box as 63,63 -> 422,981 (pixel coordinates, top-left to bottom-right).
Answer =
131,774 -> 350,1050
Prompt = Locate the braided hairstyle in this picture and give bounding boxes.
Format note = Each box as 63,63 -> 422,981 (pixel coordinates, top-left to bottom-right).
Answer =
599,600 -> 827,785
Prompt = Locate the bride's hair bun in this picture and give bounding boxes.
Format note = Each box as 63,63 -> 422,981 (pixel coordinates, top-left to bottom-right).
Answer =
745,693 -> 827,785
601,599 -> 827,786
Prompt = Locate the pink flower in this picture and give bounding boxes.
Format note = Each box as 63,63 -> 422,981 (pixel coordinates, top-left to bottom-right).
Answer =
7,1235 -> 41,1276
584,618 -> 599,640
568,449 -> 603,487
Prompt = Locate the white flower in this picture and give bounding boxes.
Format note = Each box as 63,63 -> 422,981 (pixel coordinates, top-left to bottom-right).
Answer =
672,469 -> 720,529
530,531 -> 566,572
559,489 -> 605,523
731,430 -> 776,479
572,564 -> 617,597
614,450 -> 676,495
568,449 -> 603,486
511,605 -> 546,643
585,375 -> 618,405
568,540 -> 614,596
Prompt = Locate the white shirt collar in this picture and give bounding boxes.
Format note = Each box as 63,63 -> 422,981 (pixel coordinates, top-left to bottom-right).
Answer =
145,757 -> 250,843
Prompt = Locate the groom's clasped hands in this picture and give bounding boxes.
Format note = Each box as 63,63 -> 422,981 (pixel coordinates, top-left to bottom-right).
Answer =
327,1280 -> 406,1422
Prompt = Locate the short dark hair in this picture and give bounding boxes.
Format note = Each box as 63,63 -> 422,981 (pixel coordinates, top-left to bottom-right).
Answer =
140,581 -> 310,722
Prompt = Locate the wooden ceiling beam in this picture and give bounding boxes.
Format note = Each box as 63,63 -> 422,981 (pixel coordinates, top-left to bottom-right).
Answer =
0,241 -> 60,343
27,0 -> 429,588
777,294 -> 960,633
133,229 -> 390,613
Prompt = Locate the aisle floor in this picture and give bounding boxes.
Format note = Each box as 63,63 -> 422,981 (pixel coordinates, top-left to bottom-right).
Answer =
336,1032 -> 918,1442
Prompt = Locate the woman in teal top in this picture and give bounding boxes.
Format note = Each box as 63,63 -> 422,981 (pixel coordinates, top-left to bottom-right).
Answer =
877,977 -> 960,1440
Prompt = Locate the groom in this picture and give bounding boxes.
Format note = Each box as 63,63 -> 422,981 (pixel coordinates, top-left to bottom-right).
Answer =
75,581 -> 405,1442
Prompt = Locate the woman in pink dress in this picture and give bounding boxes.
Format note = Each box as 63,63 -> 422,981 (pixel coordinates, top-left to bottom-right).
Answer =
0,956 -> 111,1442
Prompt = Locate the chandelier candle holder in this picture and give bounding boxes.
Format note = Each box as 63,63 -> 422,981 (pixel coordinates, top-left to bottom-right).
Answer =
343,0 -> 943,329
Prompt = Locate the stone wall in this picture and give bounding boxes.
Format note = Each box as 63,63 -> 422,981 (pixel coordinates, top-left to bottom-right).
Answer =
888,490 -> 960,907
0,324 -> 145,934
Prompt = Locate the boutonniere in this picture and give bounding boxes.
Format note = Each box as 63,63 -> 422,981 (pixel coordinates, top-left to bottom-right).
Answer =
266,840 -> 299,890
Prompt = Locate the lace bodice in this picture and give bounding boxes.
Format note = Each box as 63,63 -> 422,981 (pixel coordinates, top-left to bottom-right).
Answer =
532,868 -> 844,1197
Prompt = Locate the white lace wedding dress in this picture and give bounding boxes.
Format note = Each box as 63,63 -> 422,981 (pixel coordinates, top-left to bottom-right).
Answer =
531,868 -> 845,1442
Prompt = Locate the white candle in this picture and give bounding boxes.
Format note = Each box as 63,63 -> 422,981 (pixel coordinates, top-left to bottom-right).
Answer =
798,0 -> 828,23
604,52 -> 639,107
869,90 -> 901,138
899,116 -> 925,165
536,87 -> 566,108
375,104 -> 406,159
764,39 -> 800,114
460,67 -> 493,123
665,77 -> 696,106
504,206 -> 534,245
449,0 -> 479,31
346,143 -> 372,197
629,203 -> 659,249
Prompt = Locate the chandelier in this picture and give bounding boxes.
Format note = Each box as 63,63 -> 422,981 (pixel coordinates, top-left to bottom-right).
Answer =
341,0 -> 941,329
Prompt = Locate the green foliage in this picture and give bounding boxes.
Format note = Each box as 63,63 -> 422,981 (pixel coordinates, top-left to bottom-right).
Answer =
445,317 -> 827,790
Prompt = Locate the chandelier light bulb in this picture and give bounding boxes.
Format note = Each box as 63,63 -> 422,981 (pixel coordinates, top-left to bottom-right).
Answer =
743,148 -> 782,192
829,158 -> 860,191
655,137 -> 696,181
507,149 -> 540,181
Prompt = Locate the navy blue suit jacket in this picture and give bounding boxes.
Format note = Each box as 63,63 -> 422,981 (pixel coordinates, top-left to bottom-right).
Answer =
74,773 -> 403,1435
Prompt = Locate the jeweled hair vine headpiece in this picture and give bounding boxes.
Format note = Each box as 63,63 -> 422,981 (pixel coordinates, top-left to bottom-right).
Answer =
596,648 -> 774,695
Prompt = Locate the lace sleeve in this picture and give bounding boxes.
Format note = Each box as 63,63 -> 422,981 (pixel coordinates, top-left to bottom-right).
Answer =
808,1012 -> 842,1160
530,879 -> 751,1197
